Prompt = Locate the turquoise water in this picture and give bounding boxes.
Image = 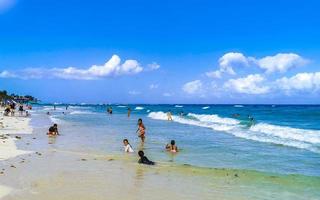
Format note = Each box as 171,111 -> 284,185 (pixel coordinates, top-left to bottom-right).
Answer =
31,104 -> 320,177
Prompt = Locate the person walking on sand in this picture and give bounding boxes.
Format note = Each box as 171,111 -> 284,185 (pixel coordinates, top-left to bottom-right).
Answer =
136,118 -> 146,142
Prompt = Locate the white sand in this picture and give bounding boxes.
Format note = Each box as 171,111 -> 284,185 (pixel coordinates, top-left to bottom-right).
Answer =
0,185 -> 12,199
0,116 -> 33,161
0,113 -> 33,199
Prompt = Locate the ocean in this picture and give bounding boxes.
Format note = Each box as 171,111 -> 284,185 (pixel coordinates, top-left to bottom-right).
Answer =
31,104 -> 320,178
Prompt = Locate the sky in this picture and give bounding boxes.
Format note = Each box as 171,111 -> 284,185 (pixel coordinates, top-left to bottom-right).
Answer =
0,0 -> 320,104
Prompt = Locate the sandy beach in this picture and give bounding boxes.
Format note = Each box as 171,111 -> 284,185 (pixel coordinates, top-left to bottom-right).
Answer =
0,109 -> 33,199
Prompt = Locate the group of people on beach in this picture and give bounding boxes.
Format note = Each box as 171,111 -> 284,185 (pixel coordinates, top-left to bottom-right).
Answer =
1,102 -> 31,117
123,118 -> 179,165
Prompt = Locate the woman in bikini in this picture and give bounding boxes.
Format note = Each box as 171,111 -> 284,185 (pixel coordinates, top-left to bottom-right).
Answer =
166,140 -> 178,153
136,118 -> 146,143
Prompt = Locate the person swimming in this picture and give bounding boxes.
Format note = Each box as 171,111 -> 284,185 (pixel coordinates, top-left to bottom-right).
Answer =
136,118 -> 146,142
166,140 -> 178,153
123,139 -> 134,153
138,150 -> 155,165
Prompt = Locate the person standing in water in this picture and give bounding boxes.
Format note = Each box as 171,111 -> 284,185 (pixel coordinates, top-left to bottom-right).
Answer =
166,140 -> 178,153
136,118 -> 146,142
167,110 -> 173,121
107,107 -> 113,114
127,107 -> 131,118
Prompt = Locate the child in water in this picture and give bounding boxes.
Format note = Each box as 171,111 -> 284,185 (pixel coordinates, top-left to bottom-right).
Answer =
138,150 -> 155,165
136,118 -> 146,142
166,140 -> 178,153
123,139 -> 134,153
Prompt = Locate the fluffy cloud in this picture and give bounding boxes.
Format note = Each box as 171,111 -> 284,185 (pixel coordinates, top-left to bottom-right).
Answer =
0,55 -> 146,80
276,72 -> 320,92
53,55 -> 143,80
0,70 -> 17,78
258,53 -> 308,73
224,74 -> 270,94
206,52 -> 307,78
206,52 -> 253,78
182,80 -> 203,94
147,62 -> 160,71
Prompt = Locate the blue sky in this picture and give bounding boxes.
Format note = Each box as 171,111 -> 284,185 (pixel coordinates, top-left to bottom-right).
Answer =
0,0 -> 320,104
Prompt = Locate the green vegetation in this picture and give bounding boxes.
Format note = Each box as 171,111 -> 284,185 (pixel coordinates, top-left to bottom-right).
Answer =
0,90 -> 38,103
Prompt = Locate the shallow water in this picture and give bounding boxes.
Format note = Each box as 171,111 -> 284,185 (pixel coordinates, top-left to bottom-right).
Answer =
32,104 -> 320,177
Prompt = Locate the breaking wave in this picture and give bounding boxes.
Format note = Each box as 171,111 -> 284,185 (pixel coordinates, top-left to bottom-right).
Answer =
148,111 -> 320,153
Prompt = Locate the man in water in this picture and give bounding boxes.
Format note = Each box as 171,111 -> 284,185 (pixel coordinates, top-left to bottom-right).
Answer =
138,151 -> 155,165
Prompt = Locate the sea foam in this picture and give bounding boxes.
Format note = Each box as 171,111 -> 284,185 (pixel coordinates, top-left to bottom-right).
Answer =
148,111 -> 320,153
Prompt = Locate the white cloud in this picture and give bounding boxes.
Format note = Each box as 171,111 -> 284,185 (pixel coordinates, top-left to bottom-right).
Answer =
218,52 -> 251,75
224,74 -> 270,94
128,90 -> 140,95
276,72 -> 320,92
0,70 -> 17,78
258,53 -> 308,73
163,92 -> 172,97
53,55 -> 143,80
182,80 -> 203,94
206,52 -> 307,78
206,52 -> 252,78
0,55 -> 144,80
149,84 -> 159,89
206,70 -> 222,78
147,62 -> 160,71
